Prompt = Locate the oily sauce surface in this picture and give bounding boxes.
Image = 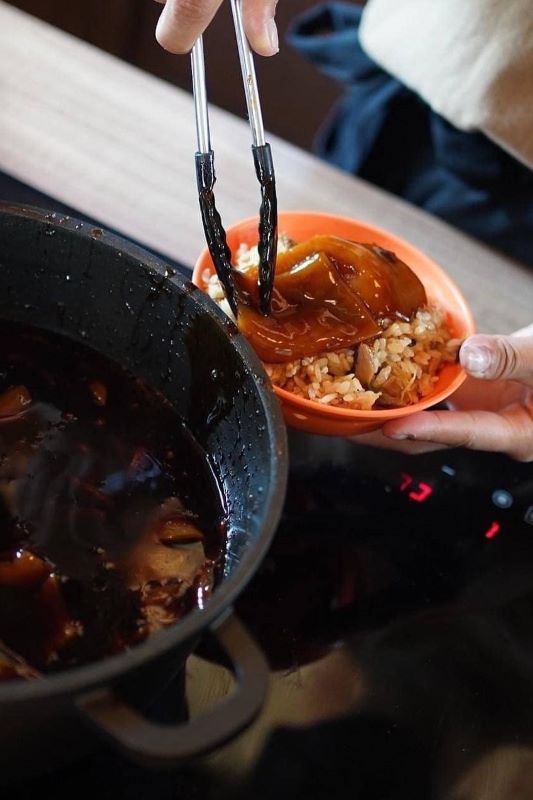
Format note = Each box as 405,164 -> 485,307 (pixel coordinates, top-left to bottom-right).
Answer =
0,322 -> 225,679
235,236 -> 427,363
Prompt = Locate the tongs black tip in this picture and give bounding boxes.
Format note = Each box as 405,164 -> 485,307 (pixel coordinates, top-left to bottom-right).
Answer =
253,143 -> 278,316
195,151 -> 239,318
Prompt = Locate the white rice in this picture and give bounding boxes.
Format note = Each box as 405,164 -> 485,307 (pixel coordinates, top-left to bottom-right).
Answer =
203,240 -> 460,410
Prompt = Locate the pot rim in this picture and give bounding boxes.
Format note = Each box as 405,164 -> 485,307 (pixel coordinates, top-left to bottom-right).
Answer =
0,202 -> 288,704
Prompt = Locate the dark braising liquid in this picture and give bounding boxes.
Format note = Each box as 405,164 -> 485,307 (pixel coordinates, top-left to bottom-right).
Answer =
0,322 -> 226,680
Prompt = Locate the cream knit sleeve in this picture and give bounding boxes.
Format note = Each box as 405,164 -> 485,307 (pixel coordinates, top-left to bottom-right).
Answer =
359,0 -> 533,169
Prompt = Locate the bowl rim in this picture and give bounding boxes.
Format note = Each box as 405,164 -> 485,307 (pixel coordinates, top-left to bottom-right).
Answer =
0,202 -> 288,704
193,210 -> 476,420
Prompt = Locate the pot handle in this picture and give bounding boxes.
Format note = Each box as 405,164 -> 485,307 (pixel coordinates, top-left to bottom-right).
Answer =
76,613 -> 268,768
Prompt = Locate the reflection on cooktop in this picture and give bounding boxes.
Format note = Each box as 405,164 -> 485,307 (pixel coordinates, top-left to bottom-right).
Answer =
235,431 -> 533,670
236,431 -> 533,800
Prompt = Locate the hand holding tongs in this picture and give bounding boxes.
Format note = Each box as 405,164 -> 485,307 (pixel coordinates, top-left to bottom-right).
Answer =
191,0 -> 278,316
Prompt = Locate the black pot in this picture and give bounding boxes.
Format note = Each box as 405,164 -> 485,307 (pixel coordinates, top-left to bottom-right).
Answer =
0,203 -> 288,779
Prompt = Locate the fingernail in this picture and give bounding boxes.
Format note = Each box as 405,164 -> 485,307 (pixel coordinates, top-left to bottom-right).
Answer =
266,18 -> 279,53
461,343 -> 493,376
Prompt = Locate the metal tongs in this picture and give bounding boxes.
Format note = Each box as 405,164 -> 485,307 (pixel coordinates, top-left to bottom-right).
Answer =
191,0 -> 278,316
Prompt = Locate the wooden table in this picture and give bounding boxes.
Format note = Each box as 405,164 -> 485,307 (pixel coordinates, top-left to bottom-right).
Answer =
1,1 -> 532,336
1,4 -> 533,796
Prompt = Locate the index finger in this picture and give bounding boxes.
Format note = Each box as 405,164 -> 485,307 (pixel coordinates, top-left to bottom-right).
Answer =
156,0 -> 224,53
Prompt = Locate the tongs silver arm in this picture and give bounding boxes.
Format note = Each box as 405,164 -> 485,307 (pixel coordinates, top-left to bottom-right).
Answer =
230,0 -> 265,148
191,37 -> 211,154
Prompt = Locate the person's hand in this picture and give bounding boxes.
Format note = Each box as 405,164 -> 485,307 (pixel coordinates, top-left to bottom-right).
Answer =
358,327 -> 533,462
153,0 -> 279,57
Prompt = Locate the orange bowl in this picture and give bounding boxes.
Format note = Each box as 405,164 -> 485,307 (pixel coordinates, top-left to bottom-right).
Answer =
192,211 -> 475,437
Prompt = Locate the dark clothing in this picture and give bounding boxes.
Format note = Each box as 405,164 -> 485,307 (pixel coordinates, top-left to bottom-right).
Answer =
287,3 -> 533,266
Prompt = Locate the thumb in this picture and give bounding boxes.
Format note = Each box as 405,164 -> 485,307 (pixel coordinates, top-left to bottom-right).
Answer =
460,333 -> 533,386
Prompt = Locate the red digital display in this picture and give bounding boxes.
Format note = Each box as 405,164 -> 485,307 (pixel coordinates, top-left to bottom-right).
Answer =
399,474 -> 433,503
484,521 -> 501,540
409,483 -> 433,503
400,473 -> 413,491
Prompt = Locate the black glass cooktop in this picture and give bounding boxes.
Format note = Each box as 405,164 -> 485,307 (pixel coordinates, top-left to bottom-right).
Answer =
236,433 -> 533,669
3,175 -> 533,799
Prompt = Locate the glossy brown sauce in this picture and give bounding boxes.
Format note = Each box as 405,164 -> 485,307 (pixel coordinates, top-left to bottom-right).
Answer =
235,235 -> 427,363
0,323 -> 225,680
